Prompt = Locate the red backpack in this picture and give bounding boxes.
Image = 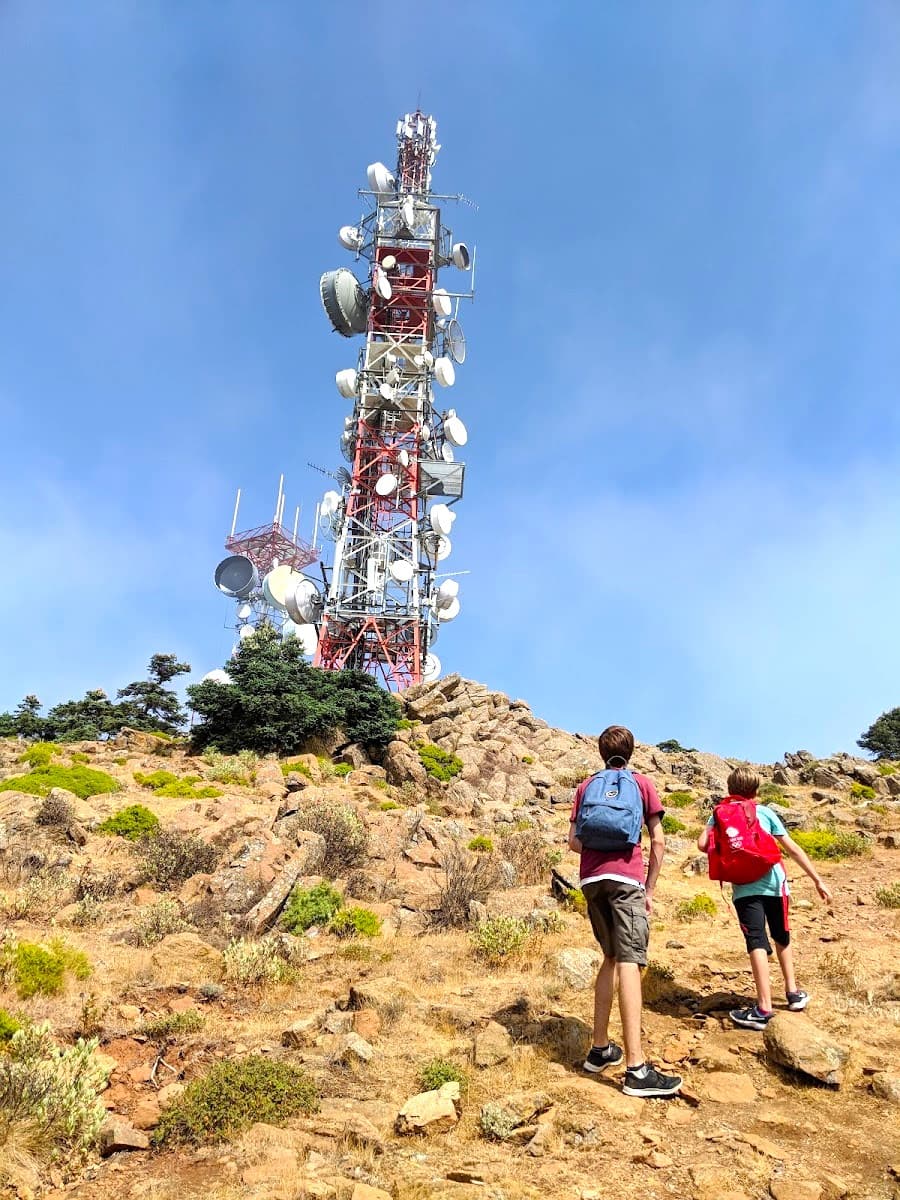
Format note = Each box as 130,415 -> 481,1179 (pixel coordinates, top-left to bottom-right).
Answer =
708,797 -> 782,886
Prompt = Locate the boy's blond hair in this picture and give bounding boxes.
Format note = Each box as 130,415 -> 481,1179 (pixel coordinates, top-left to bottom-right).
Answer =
727,766 -> 760,798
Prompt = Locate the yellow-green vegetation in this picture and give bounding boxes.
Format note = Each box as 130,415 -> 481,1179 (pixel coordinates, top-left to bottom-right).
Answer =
876,762 -> 897,777
666,791 -> 694,808
850,781 -> 877,800
201,748 -> 258,785
223,936 -> 300,986
137,829 -> 219,889
18,742 -> 60,767
418,743 -> 463,781
563,888 -> 587,916
137,1010 -> 204,1041
280,758 -> 313,778
469,916 -> 532,965
661,814 -> 686,834
281,881 -> 343,933
379,799 -> 400,810
98,803 -> 160,841
0,936 -> 91,999
130,898 -> 189,946
875,882 -> 900,909
758,782 -> 788,805
70,751 -> 91,765
792,829 -> 870,860
328,906 -> 382,939
153,1056 -> 318,1146
674,893 -> 717,921
521,755 -> 534,765
332,762 -> 353,778
468,835 -> 494,853
396,718 -> 415,731
0,763 -> 120,800
372,778 -> 389,790
419,1058 -> 469,1093
134,770 -> 221,800
0,1010 -> 22,1042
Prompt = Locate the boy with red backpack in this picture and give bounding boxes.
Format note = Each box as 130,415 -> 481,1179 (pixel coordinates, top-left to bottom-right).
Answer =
697,766 -> 832,1030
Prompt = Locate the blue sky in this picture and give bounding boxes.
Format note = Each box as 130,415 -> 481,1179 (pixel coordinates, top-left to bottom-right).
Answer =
2,2 -> 899,762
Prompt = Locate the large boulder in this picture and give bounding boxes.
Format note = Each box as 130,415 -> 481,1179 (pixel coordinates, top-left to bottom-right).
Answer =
396,1082 -> 460,1134
383,741 -> 428,787
552,948 -> 601,991
149,932 -> 223,985
763,1014 -> 848,1087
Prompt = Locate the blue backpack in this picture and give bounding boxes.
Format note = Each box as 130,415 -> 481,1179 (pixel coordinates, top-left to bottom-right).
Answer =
575,769 -> 643,851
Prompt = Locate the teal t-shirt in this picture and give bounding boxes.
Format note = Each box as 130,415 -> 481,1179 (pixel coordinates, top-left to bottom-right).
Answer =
706,803 -> 789,900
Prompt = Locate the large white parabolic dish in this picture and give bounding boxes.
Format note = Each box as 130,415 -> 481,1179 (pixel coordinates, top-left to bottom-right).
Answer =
432,288 -> 452,318
367,162 -> 395,195
429,503 -> 456,536
375,473 -> 399,497
203,669 -> 233,685
389,558 -> 414,583
214,555 -> 259,600
444,415 -> 468,446
320,269 -> 369,337
320,490 -> 341,517
335,368 -> 358,398
339,225 -> 363,251
437,578 -> 460,607
438,597 -> 461,622
423,653 -> 441,681
262,565 -> 299,611
434,357 -> 455,388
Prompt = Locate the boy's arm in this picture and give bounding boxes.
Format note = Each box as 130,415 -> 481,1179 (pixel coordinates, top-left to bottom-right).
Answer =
645,813 -> 665,914
568,822 -> 582,854
697,825 -> 711,853
777,833 -> 832,902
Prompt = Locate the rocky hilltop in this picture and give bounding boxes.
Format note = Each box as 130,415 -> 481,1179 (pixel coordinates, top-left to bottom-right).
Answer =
0,677 -> 899,1200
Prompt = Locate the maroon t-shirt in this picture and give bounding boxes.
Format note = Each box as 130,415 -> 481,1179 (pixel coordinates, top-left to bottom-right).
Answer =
570,771 -> 664,887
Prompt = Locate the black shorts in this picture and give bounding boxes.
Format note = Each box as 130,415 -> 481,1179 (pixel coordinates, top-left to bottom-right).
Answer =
733,892 -> 790,954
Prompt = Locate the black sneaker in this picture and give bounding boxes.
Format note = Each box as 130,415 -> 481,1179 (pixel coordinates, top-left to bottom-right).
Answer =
729,1004 -> 774,1031
583,1042 -> 624,1073
786,990 -> 809,1011
622,1063 -> 682,1098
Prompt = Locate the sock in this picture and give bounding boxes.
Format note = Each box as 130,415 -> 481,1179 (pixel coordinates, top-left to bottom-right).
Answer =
628,1063 -> 648,1077
592,1044 -> 610,1054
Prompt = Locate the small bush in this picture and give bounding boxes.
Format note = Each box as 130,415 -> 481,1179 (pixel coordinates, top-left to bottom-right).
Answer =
98,803 -> 160,841
792,829 -> 870,861
418,743 -> 463,781
563,888 -> 587,916
674,893 -> 717,921
396,718 -> 415,731
223,936 -> 300,987
0,1010 -> 22,1042
0,936 -> 91,999
433,843 -> 501,929
202,748 -> 258,786
876,762 -> 897,777
74,869 -> 119,902
419,1058 -> 468,1093
137,1010 -> 204,1041
379,799 -> 400,811
819,946 -> 867,995
661,814 -> 686,835
4,869 -> 71,920
328,906 -> 381,939
35,791 -> 75,826
656,739 -> 696,754
292,799 -> 368,877
642,960 -> 680,1004
70,751 -> 90,764
468,835 -> 494,853
480,1101 -> 519,1142
280,758 -> 313,778
199,982 -> 223,1001
282,881 -> 343,934
138,829 -> 220,889
500,828 -> 556,885
134,770 -> 221,800
71,896 -> 103,928
666,791 -> 694,808
758,782 -> 786,804
332,762 -> 353,778
469,916 -> 531,965
18,742 -> 60,768
131,899 -> 189,946
0,764 -> 120,800
521,756 -> 534,765
850,782 -> 877,801
875,883 -> 900,909
153,1056 -> 317,1146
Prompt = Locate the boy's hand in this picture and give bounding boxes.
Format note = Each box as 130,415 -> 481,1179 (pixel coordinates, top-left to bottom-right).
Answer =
815,879 -> 832,903
645,891 -> 653,916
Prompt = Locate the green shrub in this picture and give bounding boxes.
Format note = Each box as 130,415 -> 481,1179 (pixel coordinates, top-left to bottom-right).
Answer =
137,829 -> 220,889
332,762 -> 353,778
98,803 -> 160,841
134,770 -> 221,800
876,762 -> 897,777
419,1058 -> 468,1093
418,743 -> 463,781
282,881 -> 343,934
661,814 -> 686,835
35,791 -> 75,826
468,835 -> 494,853
758,782 -> 786,805
137,1010 -> 204,1041
202,748 -> 258,786
521,756 -> 534,765
292,799 -> 368,877
71,752 -> 91,764
642,960 -> 679,1004
666,791 -> 694,808
372,779 -> 389,790
0,764 -> 120,800
563,888 -> 587,916
480,1101 -> 519,1142
469,916 -> 531,965
0,1010 -> 22,1042
328,906 -> 381,939
396,718 -> 415,731
674,893 -> 717,921
850,782 -> 877,801
19,742 -> 60,767
792,829 -> 870,860
223,936 -> 299,986
153,1056 -> 318,1145
656,739 -> 696,754
280,759 -> 313,778
131,899 -> 189,946
0,937 -> 91,999
875,883 -> 900,909
379,799 -> 399,811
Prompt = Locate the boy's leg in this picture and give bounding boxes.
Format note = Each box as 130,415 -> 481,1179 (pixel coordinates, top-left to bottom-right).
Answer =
617,961 -> 644,1068
774,941 -> 797,994
748,948 -> 773,1012
764,894 -> 797,996
733,895 -> 773,1011
593,956 -> 616,1048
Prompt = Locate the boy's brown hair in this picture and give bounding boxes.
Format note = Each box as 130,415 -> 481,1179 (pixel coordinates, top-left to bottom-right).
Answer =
598,725 -> 635,767
727,766 -> 760,798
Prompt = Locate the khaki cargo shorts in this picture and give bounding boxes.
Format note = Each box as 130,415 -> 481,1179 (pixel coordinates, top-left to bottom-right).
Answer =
581,878 -> 649,965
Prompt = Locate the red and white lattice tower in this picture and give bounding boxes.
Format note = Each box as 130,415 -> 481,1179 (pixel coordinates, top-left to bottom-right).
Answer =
315,112 -> 473,688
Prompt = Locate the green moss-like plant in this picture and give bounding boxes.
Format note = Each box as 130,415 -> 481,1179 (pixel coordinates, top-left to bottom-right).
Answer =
418,743 -> 463,781
2,938 -> 92,999
521,755 -> 534,765
661,814 -> 686,834
876,762 -> 897,777
0,764 -> 120,800
19,742 -> 60,767
419,1058 -> 469,1093
563,888 -> 587,916
674,893 -> 717,921
328,906 -> 381,939
666,791 -> 694,808
280,759 -> 313,778
379,800 -> 400,811
396,718 -> 415,731
469,916 -> 531,965
468,835 -> 494,853
332,762 -> 353,778
850,782 -> 877,801
70,752 -> 91,765
792,829 -> 870,860
152,1056 -> 318,1145
874,883 -> 900,909
98,804 -> 160,841
134,770 -> 221,799
0,1009 -> 23,1042
282,881 -> 343,933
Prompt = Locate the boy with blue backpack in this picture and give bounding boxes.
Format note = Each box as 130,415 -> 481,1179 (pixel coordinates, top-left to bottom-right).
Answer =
569,725 -> 682,1098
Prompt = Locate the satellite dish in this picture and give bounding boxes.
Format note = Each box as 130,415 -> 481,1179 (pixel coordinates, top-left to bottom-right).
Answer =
262,564 -> 299,611
231,644 -> 240,657
423,653 -> 441,681
438,597 -> 461,622
375,473 -> 399,497
398,449 -> 410,468
366,162 -> 395,195
382,254 -> 397,270
437,578 -> 460,607
237,602 -> 252,620
286,577 -> 322,624
401,195 -> 416,229
321,490 -> 341,517
203,669 -> 232,685
320,269 -> 369,337
440,442 -> 455,463
429,503 -> 456,536
340,432 -> 355,461
445,319 -> 466,364
214,555 -> 259,600
335,467 -> 352,487
423,533 -> 452,561
339,225 -> 363,251
238,623 -> 255,642
389,558 -> 414,583
335,368 -> 358,398
452,242 -> 471,270
379,382 -> 395,402
432,288 -> 452,318
374,267 -> 392,300
434,357 -> 455,388
296,624 -> 319,655
444,415 -> 468,446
